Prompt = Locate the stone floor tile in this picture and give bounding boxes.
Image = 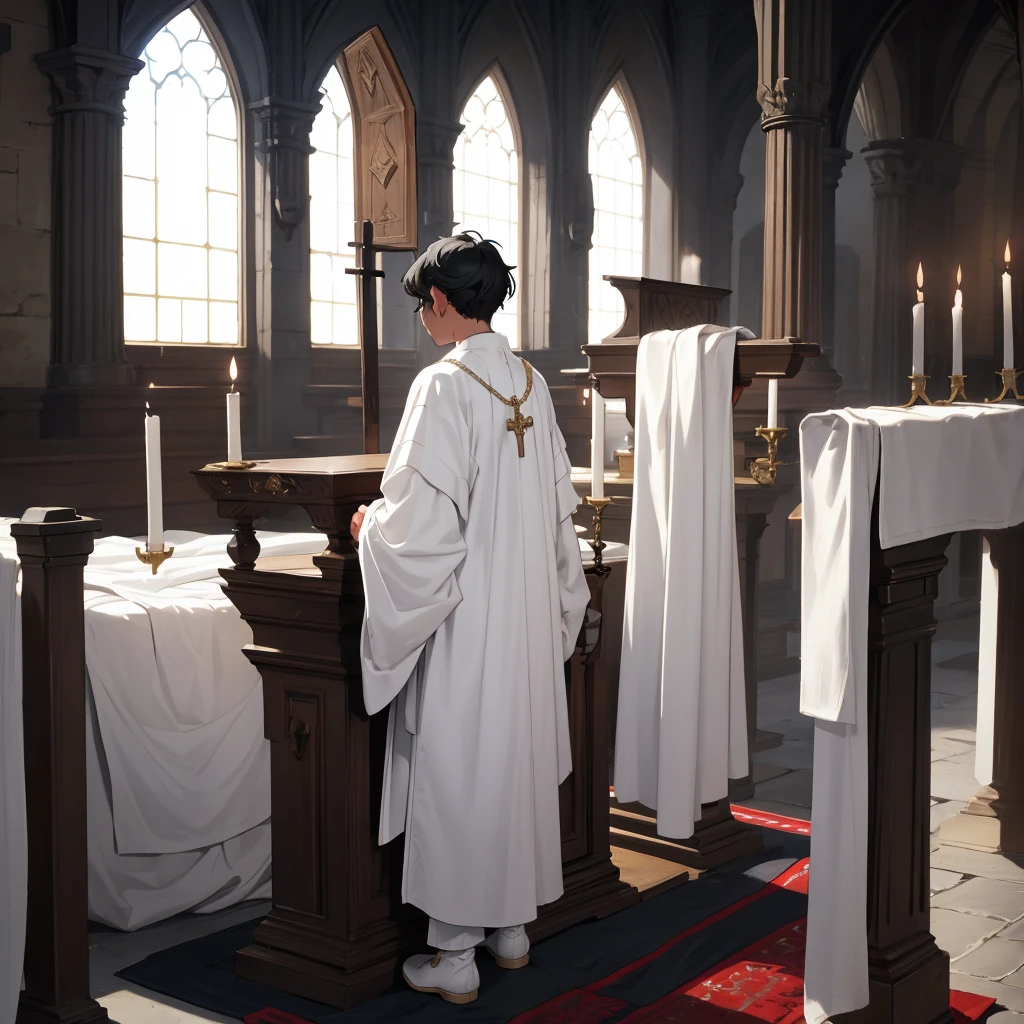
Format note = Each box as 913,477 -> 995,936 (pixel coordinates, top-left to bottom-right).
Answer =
750,740 -> 813,772
932,907 -> 1005,960
931,695 -> 978,734
931,759 -> 986,803
952,937 -> 1024,979
99,987 -> 235,1022
931,868 -> 965,895
931,846 -> 1024,884
751,768 -> 812,806
1000,918 -> 1024,941
751,761 -> 790,784
987,1012 -> 1024,1022
1006,966 -> 1024,990
932,735 -> 975,763
948,972 -> 1024,1012
932,877 -> 1024,922
932,667 -> 982,697
944,749 -> 979,766
931,800 -> 968,833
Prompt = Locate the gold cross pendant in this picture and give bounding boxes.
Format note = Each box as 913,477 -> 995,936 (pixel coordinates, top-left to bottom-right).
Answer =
506,402 -> 534,457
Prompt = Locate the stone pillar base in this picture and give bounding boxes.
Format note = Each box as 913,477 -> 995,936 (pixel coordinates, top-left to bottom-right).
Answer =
940,786 -> 1024,854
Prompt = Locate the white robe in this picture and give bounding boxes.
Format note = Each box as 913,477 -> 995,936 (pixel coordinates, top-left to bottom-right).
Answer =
358,332 -> 590,928
614,325 -> 750,839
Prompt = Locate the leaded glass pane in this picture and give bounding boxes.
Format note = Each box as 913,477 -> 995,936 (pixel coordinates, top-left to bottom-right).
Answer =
453,75 -> 520,344
588,86 -> 643,343
123,7 -> 240,345
308,66 -> 357,345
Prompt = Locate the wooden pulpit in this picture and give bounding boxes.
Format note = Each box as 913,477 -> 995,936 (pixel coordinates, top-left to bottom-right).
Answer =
194,458 -> 638,1009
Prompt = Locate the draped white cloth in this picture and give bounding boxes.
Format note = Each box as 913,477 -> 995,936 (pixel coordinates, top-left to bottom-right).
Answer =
359,331 -> 590,929
0,533 -> 26,1023
800,403 -> 1024,1024
0,523 -> 326,933
614,325 -> 751,839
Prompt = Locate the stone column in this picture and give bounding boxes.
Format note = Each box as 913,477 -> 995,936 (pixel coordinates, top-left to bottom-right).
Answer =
822,146 -> 852,364
753,0 -> 842,417
940,525 -> 1024,853
251,97 -> 320,450
13,507 -> 104,1024
36,47 -> 143,387
862,138 -> 962,405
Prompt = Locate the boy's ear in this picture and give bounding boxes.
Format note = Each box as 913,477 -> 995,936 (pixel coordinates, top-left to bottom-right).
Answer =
430,285 -> 448,316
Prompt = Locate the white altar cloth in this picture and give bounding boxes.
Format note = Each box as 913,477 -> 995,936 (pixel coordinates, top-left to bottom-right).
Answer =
799,403 -> 1024,1024
615,325 -> 750,839
0,523 -> 326,935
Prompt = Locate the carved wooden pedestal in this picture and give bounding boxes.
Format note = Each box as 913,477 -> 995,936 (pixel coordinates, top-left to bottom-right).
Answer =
13,508 -> 109,1024
940,524 -> 1024,854
194,457 -> 638,1009
835,529 -> 953,1024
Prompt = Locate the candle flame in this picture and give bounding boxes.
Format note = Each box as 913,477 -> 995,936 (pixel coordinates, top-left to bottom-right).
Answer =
956,264 -> 962,287
1006,241 -> 1012,265
229,357 -> 238,383
145,401 -> 151,413
148,381 -> 155,388
916,263 -> 923,289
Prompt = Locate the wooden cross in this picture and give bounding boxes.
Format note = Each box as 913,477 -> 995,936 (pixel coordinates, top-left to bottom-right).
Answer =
345,219 -> 386,454
506,405 -> 534,457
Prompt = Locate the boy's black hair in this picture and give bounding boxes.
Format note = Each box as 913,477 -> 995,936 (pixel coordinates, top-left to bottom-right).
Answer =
402,231 -> 516,323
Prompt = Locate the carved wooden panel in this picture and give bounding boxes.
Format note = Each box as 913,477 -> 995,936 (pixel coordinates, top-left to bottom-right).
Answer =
341,27 -> 417,251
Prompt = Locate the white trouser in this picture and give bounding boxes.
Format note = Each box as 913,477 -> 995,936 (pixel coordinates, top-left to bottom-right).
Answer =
427,918 -> 486,951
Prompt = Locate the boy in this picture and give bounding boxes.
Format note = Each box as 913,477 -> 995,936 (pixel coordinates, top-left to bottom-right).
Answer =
350,232 -> 590,1004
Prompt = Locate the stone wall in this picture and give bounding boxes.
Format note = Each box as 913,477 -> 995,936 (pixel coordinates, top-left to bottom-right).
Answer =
0,0 -> 51,387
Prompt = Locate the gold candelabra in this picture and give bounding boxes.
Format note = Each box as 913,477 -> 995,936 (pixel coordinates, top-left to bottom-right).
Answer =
135,546 -> 174,575
901,374 -> 932,408
583,496 -> 613,575
985,368 -> 1023,403
750,426 -> 789,487
936,374 -> 968,405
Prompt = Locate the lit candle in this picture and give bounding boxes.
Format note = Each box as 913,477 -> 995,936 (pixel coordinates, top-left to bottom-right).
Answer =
1002,242 -> 1014,369
227,357 -> 242,463
912,262 -> 925,376
145,403 -> 164,551
767,379 -> 779,429
951,265 -> 963,376
591,388 -> 605,500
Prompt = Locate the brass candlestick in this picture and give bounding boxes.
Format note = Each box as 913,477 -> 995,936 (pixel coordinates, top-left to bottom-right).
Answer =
750,426 -> 789,487
583,496 -> 613,575
985,368 -> 1023,403
936,374 -> 968,406
900,374 -> 932,408
135,545 -> 174,575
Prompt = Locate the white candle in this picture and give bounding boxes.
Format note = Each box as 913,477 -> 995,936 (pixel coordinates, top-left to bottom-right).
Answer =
912,262 -> 924,376
227,357 -> 242,462
145,406 -> 164,551
767,379 -> 778,429
951,266 -> 963,376
1002,241 -> 1014,368
591,389 -> 605,500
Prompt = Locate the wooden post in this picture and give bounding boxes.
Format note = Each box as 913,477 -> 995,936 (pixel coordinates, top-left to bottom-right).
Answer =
12,507 -> 106,1024
940,524 -> 1024,853
347,220 -> 384,454
834,526 -> 953,1024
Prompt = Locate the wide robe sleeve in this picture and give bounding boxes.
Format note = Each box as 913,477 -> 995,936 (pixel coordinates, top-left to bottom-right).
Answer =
359,464 -> 467,717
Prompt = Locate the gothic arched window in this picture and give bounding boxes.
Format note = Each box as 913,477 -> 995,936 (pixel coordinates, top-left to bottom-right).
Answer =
309,66 -> 357,345
453,74 -> 520,343
122,7 -> 240,345
588,84 -> 643,343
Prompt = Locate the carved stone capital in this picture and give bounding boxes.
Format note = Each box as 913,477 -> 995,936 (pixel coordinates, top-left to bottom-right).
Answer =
822,146 -> 852,190
758,76 -> 830,126
863,138 -> 964,198
417,115 -> 463,169
36,46 -> 144,122
249,96 -> 322,239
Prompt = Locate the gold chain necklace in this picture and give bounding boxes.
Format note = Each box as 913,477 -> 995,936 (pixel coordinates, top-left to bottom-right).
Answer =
443,356 -> 535,458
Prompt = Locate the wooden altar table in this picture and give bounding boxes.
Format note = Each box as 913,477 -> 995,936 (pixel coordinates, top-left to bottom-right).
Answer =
194,457 -> 639,1009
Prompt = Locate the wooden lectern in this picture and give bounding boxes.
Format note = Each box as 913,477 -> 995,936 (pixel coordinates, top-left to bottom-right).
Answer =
193,459 -> 639,1009
580,276 -> 818,870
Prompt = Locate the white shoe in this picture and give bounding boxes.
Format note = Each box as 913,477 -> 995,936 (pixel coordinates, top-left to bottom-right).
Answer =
402,949 -> 479,1004
482,925 -> 530,969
